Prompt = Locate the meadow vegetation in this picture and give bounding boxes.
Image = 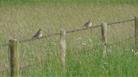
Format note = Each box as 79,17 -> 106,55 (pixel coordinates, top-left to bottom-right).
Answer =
0,0 -> 138,6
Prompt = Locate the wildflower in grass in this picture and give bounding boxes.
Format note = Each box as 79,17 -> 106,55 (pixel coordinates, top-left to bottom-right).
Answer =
81,42 -> 87,46
88,38 -> 92,43
131,49 -> 135,53
131,49 -> 138,56
134,52 -> 138,56
76,37 -> 82,41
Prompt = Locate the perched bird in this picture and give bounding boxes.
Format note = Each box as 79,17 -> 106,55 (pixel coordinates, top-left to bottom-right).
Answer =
32,28 -> 43,39
83,20 -> 92,28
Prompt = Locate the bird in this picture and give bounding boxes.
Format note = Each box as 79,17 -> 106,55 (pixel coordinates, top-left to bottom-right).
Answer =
32,28 -> 43,39
83,20 -> 92,28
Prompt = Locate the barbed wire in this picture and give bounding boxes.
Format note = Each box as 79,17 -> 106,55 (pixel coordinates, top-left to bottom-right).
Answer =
18,18 -> 135,43
107,18 -> 134,26
0,18 -> 135,47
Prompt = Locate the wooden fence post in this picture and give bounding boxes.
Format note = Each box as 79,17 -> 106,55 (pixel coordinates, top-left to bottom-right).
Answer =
101,22 -> 108,58
9,39 -> 19,77
60,29 -> 66,72
135,16 -> 138,52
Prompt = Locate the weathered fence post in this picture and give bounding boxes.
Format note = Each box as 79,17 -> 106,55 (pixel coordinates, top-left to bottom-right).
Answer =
101,22 -> 108,58
101,22 -> 108,77
60,29 -> 66,72
135,16 -> 138,52
9,39 -> 19,77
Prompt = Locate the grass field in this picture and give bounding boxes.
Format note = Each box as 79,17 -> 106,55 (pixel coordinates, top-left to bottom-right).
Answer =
0,0 -> 138,6
0,0 -> 138,77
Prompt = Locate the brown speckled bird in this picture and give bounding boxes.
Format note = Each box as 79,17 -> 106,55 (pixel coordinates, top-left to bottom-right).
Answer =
83,20 -> 92,28
32,29 -> 43,39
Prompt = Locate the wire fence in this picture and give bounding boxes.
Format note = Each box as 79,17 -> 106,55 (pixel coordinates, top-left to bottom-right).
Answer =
0,17 -> 138,77
0,17 -> 135,46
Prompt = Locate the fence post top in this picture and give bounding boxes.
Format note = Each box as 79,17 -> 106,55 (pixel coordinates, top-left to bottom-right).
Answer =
9,39 -> 17,41
101,22 -> 107,26
134,16 -> 138,19
9,39 -> 17,43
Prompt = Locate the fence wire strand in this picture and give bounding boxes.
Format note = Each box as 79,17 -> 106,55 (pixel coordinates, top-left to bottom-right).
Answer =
108,18 -> 134,26
0,18 -> 135,46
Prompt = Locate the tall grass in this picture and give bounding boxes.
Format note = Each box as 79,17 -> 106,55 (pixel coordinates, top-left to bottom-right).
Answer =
0,0 -> 138,6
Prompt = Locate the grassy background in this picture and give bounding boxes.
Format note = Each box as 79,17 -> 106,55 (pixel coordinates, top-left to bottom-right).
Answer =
0,0 -> 138,77
0,0 -> 138,6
